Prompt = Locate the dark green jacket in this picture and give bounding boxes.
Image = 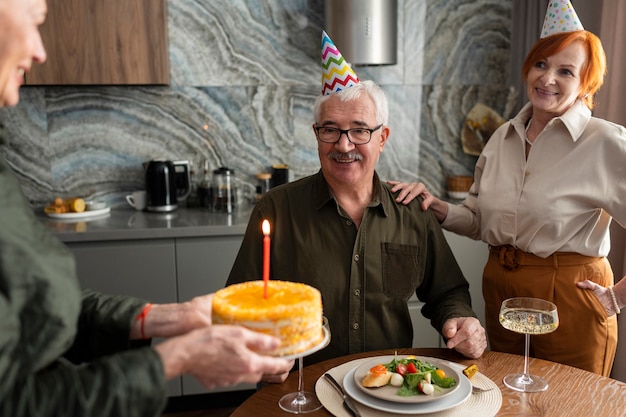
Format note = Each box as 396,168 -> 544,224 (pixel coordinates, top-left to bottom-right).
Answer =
0,156 -> 167,416
228,170 -> 477,364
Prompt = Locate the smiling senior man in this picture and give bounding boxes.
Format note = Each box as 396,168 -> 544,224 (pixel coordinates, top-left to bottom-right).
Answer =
226,31 -> 486,365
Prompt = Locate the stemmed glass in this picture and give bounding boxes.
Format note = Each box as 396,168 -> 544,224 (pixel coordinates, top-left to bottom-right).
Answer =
499,297 -> 559,392
279,318 -> 331,414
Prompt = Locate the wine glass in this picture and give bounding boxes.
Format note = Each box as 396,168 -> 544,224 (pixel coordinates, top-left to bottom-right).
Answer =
279,355 -> 322,413
499,297 -> 559,392
279,318 -> 331,414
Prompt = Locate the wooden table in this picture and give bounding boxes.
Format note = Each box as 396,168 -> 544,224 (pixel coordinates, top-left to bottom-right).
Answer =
230,348 -> 626,417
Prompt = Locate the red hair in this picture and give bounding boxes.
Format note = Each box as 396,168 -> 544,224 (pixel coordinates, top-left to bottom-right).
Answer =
521,31 -> 607,109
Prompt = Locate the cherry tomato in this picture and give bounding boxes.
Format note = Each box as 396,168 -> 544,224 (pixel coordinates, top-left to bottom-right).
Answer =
406,362 -> 418,374
396,363 -> 408,376
436,369 -> 446,379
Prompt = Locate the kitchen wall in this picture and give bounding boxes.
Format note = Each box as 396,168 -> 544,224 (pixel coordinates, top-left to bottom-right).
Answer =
0,0 -> 512,208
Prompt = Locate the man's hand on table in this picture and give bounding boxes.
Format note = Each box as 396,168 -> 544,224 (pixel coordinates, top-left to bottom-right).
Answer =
442,317 -> 487,359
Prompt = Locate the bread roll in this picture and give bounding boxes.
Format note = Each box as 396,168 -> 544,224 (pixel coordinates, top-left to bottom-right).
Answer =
361,371 -> 392,387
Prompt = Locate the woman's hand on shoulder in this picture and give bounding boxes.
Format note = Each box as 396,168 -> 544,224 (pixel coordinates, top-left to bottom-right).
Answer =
387,181 -> 448,223
387,181 -> 430,208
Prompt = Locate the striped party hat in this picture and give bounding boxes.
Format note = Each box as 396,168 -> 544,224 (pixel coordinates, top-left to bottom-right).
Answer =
541,0 -> 584,38
321,30 -> 359,96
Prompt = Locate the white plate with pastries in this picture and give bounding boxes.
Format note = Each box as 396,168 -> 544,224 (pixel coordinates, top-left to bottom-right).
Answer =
45,207 -> 110,220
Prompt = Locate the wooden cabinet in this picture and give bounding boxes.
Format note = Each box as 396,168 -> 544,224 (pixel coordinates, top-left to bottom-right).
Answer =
26,0 -> 169,85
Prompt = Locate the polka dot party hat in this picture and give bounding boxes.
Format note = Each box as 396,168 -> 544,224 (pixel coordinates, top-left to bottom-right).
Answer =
541,0 -> 584,38
321,30 -> 359,96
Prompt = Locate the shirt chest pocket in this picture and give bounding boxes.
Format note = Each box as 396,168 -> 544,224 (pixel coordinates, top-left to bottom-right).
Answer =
381,242 -> 420,300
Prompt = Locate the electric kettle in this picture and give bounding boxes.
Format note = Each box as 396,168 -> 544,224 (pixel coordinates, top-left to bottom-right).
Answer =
144,159 -> 191,212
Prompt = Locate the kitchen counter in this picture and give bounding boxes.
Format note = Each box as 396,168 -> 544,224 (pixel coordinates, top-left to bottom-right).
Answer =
37,205 -> 254,243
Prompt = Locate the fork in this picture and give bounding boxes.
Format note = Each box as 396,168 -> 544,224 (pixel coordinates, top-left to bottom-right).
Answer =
471,385 -> 495,393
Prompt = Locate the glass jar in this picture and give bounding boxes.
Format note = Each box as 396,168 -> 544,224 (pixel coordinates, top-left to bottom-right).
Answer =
256,172 -> 272,201
212,167 -> 237,213
197,160 -> 213,209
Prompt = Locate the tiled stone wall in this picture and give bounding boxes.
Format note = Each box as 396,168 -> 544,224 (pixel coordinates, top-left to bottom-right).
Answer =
0,0 -> 512,208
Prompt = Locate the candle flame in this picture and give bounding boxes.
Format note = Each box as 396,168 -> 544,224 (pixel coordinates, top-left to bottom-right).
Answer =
262,219 -> 270,235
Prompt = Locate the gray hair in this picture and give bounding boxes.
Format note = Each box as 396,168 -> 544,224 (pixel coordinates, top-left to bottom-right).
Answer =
313,80 -> 389,125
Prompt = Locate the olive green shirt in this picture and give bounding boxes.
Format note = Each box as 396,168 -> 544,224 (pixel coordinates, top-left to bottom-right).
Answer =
0,156 -> 167,417
227,171 -> 476,364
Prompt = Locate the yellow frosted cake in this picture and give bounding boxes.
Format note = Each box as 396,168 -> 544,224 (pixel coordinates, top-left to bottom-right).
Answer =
212,280 -> 324,356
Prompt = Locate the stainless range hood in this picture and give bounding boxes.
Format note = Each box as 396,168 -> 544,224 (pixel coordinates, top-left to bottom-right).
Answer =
325,0 -> 398,66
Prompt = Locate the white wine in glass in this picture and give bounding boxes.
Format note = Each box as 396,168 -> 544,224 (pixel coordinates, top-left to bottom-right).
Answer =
499,297 -> 559,392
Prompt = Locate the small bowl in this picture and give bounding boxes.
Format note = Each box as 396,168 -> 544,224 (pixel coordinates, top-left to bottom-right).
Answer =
447,191 -> 468,200
85,201 -> 107,211
446,175 -> 473,192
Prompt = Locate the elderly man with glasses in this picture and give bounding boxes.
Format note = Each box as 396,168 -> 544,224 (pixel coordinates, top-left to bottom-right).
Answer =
227,78 -> 486,364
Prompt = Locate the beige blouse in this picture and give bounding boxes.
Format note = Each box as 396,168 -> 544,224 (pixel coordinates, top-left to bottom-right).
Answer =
443,100 -> 626,258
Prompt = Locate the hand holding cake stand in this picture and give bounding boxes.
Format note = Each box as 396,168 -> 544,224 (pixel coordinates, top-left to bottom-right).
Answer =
279,317 -> 331,414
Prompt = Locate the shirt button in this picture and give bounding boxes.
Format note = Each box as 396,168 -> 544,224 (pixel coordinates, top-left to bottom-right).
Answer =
352,322 -> 360,330
346,220 -> 352,226
354,289 -> 361,296
354,254 -> 360,262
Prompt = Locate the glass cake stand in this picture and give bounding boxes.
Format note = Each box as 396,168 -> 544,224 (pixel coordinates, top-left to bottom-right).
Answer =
279,317 -> 331,414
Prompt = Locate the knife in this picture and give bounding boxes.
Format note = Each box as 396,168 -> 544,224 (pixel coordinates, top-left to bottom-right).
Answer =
324,373 -> 362,417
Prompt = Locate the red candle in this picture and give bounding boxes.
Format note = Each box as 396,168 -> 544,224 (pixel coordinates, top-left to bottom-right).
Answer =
262,220 -> 270,298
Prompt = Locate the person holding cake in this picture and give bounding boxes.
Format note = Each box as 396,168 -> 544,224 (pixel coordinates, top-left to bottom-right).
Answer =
0,1 -> 293,416
226,31 -> 487,365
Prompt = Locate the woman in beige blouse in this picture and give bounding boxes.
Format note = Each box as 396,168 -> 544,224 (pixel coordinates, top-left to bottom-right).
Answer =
391,28 -> 626,376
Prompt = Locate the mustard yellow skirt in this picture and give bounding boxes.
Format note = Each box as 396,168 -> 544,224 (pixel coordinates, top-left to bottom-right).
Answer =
483,245 -> 617,376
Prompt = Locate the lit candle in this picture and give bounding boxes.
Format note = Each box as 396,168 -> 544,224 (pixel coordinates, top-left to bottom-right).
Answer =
262,219 -> 270,299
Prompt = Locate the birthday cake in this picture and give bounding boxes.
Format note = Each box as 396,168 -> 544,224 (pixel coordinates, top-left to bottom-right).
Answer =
212,280 -> 324,356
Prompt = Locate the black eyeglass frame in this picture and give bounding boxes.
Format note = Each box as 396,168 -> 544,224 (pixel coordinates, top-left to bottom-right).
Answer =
314,124 -> 383,145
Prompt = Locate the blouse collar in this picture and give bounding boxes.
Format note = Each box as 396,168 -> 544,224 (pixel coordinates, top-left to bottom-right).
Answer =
509,99 -> 591,143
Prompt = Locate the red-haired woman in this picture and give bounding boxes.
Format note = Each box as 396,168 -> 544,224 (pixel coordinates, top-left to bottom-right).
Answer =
391,28 -> 626,376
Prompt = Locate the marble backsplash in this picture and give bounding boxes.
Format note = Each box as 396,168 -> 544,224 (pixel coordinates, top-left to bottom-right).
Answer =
0,0 -> 513,209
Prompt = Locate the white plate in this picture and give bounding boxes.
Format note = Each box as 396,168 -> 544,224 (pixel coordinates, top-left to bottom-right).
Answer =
353,355 -> 461,404
343,364 -> 471,414
45,207 -> 110,220
279,323 -> 330,361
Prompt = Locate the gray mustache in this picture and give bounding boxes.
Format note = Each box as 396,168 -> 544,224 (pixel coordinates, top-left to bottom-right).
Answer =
327,151 -> 363,161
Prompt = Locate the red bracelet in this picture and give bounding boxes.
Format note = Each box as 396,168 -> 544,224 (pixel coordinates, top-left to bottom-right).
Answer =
135,303 -> 153,339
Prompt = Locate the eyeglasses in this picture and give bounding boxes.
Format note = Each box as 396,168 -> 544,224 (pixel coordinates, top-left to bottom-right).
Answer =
314,124 -> 383,145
